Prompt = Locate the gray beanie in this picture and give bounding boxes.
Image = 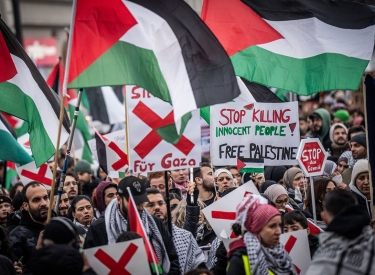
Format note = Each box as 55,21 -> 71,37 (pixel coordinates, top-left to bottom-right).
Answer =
350,159 -> 369,185
351,132 -> 367,149
74,160 -> 92,174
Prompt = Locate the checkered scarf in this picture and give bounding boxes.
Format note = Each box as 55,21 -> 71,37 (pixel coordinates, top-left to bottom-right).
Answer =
206,237 -> 221,269
244,232 -> 295,275
172,224 -> 205,274
105,199 -> 171,273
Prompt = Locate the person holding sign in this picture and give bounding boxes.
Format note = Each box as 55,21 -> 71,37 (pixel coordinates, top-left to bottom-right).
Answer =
226,194 -> 295,275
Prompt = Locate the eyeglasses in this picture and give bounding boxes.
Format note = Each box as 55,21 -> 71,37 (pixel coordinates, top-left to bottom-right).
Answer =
275,198 -> 289,205
64,181 -> 78,186
217,177 -> 232,182
146,201 -> 165,208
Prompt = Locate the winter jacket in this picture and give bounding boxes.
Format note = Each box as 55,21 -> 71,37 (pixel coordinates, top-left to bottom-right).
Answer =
197,226 -> 216,247
303,204 -> 323,222
0,255 -> 17,275
84,215 -> 180,275
213,241 -> 227,275
6,211 -> 21,234
306,204 -> 375,275
183,204 -> 200,237
9,210 -> 45,264
350,189 -> 372,219
308,234 -> 319,258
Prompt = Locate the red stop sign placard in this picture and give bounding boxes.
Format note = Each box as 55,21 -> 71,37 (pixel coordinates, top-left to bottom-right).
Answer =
296,138 -> 327,177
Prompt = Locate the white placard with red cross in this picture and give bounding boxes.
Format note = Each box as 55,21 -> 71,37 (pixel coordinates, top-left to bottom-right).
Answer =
280,230 -> 311,275
105,140 -> 128,178
88,130 -> 126,163
202,181 -> 259,244
210,101 -> 300,166
84,238 -> 151,275
126,86 -> 201,173
17,161 -> 53,189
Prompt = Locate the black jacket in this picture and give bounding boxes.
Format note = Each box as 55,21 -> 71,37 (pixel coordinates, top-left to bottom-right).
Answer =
183,205 -> 200,237
226,246 -> 248,275
213,242 -> 227,275
9,210 -> 45,265
6,211 -> 21,234
84,215 -> 180,275
351,191 -> 372,219
308,234 -> 319,258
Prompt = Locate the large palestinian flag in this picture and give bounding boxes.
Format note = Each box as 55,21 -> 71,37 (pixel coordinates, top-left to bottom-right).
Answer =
68,0 -> 240,126
202,0 -> 375,95
0,18 -> 70,167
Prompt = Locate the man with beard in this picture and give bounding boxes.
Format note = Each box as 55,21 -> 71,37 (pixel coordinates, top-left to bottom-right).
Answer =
63,172 -> 80,203
193,163 -> 215,206
51,189 -> 70,217
9,181 -> 49,265
74,160 -> 99,198
84,176 -> 180,275
308,108 -> 332,153
145,188 -> 206,274
329,123 -> 349,160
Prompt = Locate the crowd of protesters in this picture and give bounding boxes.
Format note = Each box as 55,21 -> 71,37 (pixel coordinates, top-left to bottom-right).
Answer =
0,92 -> 373,275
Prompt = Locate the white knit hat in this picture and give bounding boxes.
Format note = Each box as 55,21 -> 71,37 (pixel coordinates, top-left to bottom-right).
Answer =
329,123 -> 348,146
350,159 -> 369,186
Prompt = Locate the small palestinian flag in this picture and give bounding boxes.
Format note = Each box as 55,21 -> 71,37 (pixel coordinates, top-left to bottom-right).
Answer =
237,157 -> 264,174
68,0 -> 240,128
202,0 -> 375,95
0,18 -> 70,166
94,131 -> 108,175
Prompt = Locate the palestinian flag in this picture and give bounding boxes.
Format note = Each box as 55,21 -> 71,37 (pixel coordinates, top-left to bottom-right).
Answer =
0,18 -> 70,167
237,157 -> 264,174
202,0 -> 375,95
1,113 -> 28,137
84,86 -> 125,125
68,0 -> 240,127
4,162 -> 18,190
128,188 -> 163,274
0,114 -> 33,166
46,61 -> 93,163
94,131 -> 108,175
200,77 -> 282,124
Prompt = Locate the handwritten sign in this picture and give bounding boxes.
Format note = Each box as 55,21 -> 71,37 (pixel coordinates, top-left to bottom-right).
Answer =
210,102 -> 299,166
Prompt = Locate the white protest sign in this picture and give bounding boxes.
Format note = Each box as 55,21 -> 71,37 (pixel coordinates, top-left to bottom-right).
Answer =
280,229 -> 311,275
17,161 -> 52,189
105,140 -> 128,178
210,102 -> 299,166
202,181 -> 259,247
126,86 -> 201,173
88,130 -> 126,162
84,238 -> 151,275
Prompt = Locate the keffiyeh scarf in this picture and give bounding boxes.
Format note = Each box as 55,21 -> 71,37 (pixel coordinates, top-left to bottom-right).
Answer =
172,224 -> 205,274
104,199 -> 171,274
244,232 -> 295,275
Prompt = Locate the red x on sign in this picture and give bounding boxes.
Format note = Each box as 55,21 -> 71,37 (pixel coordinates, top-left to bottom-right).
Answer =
132,101 -> 194,159
21,164 -> 51,186
94,243 -> 138,275
108,141 -> 128,170
284,235 -> 301,274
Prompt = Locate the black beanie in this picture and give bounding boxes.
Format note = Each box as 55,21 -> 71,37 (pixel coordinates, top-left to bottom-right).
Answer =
351,132 -> 367,149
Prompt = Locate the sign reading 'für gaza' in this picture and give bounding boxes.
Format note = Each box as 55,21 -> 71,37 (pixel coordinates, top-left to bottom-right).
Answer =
210,102 -> 300,166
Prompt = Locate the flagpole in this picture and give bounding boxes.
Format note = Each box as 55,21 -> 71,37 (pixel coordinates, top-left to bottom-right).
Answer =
127,187 -> 160,275
47,66 -> 67,223
62,0 -> 77,97
53,89 -> 83,214
164,171 -> 172,234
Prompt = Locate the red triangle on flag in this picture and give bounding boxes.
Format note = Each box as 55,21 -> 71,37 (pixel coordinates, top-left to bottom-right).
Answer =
0,32 -> 17,82
69,0 -> 138,83
201,0 -> 283,56
237,158 -> 246,171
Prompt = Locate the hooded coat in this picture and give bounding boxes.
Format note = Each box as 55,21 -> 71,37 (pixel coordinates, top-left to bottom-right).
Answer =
309,108 -> 332,153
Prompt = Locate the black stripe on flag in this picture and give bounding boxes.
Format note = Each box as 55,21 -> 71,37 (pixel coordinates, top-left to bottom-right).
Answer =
364,74 -> 375,205
94,132 -> 108,175
238,157 -> 264,164
128,0 -> 240,108
84,86 -> 123,125
241,78 -> 282,103
241,0 -> 375,29
0,113 -> 17,139
0,19 -> 70,132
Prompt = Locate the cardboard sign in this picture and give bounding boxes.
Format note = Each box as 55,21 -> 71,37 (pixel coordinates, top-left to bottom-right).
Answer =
84,238 -> 151,275
202,181 -> 259,245
126,86 -> 201,173
280,230 -> 311,275
17,161 -> 52,189
210,102 -> 299,166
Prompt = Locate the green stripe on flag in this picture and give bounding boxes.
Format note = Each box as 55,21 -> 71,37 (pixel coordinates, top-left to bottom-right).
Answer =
240,167 -> 264,174
150,263 -> 163,274
231,46 -> 368,95
5,167 -> 17,190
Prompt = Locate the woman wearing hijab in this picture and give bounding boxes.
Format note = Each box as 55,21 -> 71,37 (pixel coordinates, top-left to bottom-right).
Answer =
227,194 -> 295,275
283,168 -> 304,203
349,159 -> 372,219
214,168 -> 234,194
264,184 -> 298,213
